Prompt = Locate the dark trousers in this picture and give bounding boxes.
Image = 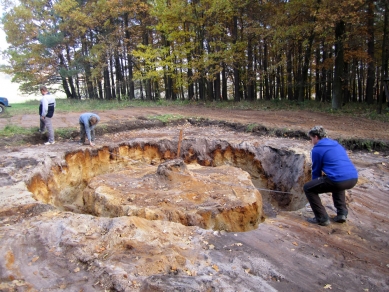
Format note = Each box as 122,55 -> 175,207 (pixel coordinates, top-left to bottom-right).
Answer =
79,123 -> 95,143
303,177 -> 357,222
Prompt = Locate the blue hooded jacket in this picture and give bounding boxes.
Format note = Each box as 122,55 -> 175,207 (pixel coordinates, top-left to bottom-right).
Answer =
311,138 -> 358,182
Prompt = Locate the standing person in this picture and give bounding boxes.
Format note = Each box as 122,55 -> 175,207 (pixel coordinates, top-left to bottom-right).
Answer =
39,85 -> 56,145
79,113 -> 100,146
304,126 -> 358,226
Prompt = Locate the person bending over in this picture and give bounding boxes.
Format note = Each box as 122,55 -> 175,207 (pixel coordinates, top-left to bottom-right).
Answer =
304,126 -> 358,226
79,113 -> 100,146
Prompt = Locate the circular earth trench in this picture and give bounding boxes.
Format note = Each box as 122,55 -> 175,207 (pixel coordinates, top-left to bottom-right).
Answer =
27,136 -> 311,233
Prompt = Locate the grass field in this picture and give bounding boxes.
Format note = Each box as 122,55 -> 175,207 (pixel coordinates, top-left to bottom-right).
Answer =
3,98 -> 389,121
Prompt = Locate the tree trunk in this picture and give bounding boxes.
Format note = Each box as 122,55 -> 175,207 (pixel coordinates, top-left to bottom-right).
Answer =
332,20 -> 345,109
214,72 -> 221,101
97,79 -> 103,100
65,46 -> 77,98
378,0 -> 389,113
207,78 -> 213,101
58,53 -> 73,99
109,55 -> 116,100
366,0 -> 375,105
81,35 -> 95,99
114,45 -> 123,101
124,13 -> 135,100
286,45 -> 293,100
162,35 -> 173,100
222,63 -> 227,101
357,61 -> 363,102
299,34 -> 314,102
233,16 -> 241,101
315,46 -> 321,102
187,54 -> 194,100
263,42 -> 270,100
103,61 -> 112,100
321,42 -> 328,102
343,61 -> 350,103
247,37 -> 255,101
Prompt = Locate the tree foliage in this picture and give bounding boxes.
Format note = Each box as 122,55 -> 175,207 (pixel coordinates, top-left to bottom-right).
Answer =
0,0 -> 387,111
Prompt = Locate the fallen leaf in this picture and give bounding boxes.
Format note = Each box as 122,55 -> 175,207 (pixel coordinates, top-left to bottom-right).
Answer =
74,267 -> 80,273
324,284 -> 332,289
212,264 -> 219,272
31,256 -> 39,262
292,242 -> 298,246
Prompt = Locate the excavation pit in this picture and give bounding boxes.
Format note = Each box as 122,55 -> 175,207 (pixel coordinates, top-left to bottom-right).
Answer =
27,138 -> 311,232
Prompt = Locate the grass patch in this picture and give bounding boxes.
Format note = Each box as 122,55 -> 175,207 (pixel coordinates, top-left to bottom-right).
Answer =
148,114 -> 184,123
55,127 -> 78,138
246,123 -> 258,132
0,124 -> 36,137
0,123 -> 77,140
6,99 -> 169,116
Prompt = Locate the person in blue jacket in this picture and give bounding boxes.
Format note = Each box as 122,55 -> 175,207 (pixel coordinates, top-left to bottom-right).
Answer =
304,126 -> 358,226
79,113 -> 100,147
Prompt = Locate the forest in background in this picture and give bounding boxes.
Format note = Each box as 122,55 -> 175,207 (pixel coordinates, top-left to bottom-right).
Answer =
0,0 -> 388,112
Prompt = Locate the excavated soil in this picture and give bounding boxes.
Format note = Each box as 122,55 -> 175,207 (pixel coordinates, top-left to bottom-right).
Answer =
0,106 -> 389,292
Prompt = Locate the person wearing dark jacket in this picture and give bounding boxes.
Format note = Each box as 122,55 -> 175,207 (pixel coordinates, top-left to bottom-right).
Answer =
39,85 -> 56,145
79,113 -> 100,147
304,126 -> 358,226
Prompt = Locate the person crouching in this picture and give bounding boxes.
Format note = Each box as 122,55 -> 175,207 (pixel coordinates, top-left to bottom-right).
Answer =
79,113 -> 100,146
304,126 -> 358,226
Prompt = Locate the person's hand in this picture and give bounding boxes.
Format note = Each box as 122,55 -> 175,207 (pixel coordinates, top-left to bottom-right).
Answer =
40,116 -> 45,120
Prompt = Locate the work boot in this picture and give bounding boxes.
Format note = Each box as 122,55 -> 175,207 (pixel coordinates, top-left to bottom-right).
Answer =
333,215 -> 347,223
307,217 -> 330,226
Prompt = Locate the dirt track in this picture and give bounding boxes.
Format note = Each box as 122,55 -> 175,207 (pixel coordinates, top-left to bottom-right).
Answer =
1,105 -> 388,141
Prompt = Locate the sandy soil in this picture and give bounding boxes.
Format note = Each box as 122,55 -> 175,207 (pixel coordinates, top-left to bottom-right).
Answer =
1,106 -> 389,291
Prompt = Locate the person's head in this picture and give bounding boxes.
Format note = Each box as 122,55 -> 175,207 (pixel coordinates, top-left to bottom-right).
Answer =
90,116 -> 98,126
308,125 -> 327,145
40,85 -> 48,95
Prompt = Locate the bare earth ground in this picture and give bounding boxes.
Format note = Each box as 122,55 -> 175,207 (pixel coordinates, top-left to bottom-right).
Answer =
0,106 -> 389,291
1,105 -> 389,141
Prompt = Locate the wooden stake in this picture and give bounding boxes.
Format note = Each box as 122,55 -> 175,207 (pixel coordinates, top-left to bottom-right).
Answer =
177,129 -> 183,158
